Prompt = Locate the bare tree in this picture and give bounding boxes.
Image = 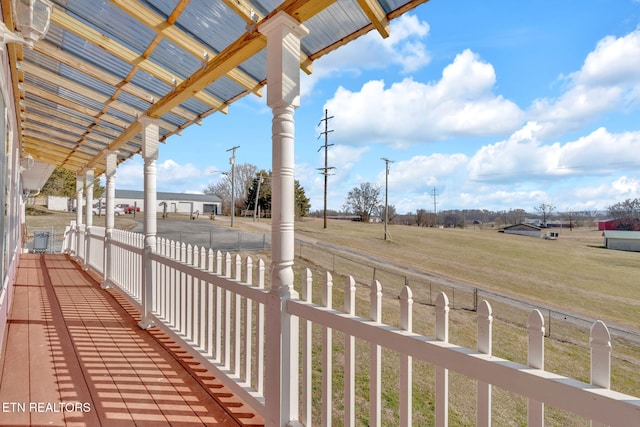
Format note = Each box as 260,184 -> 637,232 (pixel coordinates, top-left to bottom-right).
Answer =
343,182 -> 381,222
534,203 -> 556,226
204,163 -> 258,215
415,209 -> 428,227
608,198 -> 640,230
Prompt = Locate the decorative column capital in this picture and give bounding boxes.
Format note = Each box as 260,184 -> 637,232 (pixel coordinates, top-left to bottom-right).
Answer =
260,11 -> 309,109
138,115 -> 160,127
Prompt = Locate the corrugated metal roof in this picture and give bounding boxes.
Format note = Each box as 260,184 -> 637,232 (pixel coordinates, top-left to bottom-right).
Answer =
602,231 -> 640,239
7,0 -> 430,176
115,189 -> 222,203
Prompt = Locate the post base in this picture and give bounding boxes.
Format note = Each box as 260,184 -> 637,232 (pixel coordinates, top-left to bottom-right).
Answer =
137,318 -> 155,330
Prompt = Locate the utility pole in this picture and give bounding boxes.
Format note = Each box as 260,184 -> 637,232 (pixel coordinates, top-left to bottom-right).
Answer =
382,157 -> 394,241
253,173 -> 264,222
317,109 -> 335,229
432,186 -> 439,227
227,145 -> 240,227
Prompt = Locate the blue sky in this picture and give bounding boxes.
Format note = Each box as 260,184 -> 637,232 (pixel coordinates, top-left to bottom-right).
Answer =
116,0 -> 640,214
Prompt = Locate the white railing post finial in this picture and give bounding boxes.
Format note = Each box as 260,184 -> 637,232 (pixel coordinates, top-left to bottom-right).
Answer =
527,309 -> 545,427
400,285 -> 413,427
590,320 -> 611,427
370,280 -> 383,427
344,276 -> 356,427
435,292 -> 450,427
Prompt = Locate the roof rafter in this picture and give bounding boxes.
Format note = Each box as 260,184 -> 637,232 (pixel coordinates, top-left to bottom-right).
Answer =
356,0 -> 390,38
111,0 -> 264,96
33,40 -> 199,123
50,7 -> 226,112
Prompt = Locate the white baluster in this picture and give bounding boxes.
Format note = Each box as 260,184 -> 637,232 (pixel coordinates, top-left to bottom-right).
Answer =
322,271 -> 333,427
400,285 -> 413,427
344,276 -> 356,427
477,300 -> 493,427
436,292 -> 450,427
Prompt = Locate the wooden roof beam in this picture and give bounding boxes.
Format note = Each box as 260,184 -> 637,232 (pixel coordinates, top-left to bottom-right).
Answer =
356,0 -> 390,38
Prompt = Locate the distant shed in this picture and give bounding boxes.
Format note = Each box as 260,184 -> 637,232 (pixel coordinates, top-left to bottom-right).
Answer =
602,231 -> 640,252
501,223 -> 542,238
114,189 -> 222,215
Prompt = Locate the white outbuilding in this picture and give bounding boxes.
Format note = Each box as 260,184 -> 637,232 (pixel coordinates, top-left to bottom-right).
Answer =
114,189 -> 222,216
602,231 -> 640,252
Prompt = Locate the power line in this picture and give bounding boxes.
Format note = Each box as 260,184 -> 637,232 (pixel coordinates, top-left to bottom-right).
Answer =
317,109 -> 335,229
226,145 -> 240,227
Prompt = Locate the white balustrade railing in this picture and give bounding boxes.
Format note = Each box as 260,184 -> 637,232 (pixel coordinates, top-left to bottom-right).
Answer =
110,229 -> 143,302
61,223 -> 640,426
86,226 -> 105,272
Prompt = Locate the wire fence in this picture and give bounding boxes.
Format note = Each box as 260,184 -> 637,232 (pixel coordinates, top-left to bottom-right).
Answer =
155,228 -> 271,253
295,239 -> 640,347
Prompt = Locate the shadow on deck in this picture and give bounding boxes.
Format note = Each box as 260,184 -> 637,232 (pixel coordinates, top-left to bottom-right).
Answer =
0,254 -> 264,426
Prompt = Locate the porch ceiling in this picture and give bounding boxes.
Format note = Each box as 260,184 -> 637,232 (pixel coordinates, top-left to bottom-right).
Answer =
3,0 -> 428,176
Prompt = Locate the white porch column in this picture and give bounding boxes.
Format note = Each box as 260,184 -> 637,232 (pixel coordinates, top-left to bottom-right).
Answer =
83,168 -> 94,269
261,12 -> 308,427
138,115 -> 159,330
74,175 -> 83,259
102,150 -> 117,289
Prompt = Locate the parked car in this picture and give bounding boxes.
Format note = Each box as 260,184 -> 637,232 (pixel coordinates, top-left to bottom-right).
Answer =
116,203 -> 140,214
93,204 -> 124,215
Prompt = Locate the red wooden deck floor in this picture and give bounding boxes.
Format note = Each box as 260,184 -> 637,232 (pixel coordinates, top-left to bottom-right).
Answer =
0,254 -> 264,427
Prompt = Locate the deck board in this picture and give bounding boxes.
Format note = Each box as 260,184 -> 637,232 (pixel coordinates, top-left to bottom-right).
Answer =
0,254 -> 264,426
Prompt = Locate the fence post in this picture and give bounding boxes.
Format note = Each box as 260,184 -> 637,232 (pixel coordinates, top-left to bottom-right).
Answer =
400,285 -> 413,427
344,276 -> 356,427
527,309 -> 545,427
590,320 -> 611,427
435,292 -> 449,427
370,280 -> 382,427
321,272 -> 333,426
301,269 -> 313,427
477,300 -> 493,427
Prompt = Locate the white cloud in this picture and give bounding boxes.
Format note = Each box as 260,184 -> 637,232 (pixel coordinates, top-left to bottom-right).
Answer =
468,125 -> 640,183
115,156 -> 216,194
301,14 -> 431,98
384,153 -> 468,193
529,28 -> 640,138
324,50 -> 524,147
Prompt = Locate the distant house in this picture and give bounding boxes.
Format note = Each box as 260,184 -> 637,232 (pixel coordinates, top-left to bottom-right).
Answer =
114,189 -> 222,215
602,231 -> 640,252
501,223 -> 542,238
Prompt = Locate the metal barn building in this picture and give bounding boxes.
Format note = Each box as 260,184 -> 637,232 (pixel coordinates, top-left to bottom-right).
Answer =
602,231 -> 640,252
502,223 -> 543,238
115,189 -> 222,215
